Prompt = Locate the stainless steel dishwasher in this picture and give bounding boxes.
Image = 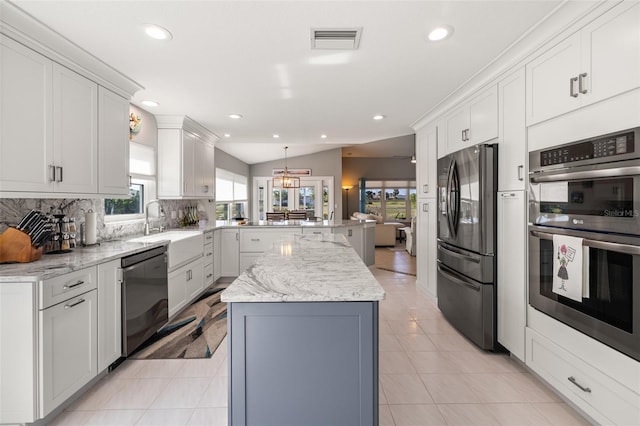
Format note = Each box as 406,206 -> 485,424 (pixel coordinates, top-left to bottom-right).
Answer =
121,245 -> 169,356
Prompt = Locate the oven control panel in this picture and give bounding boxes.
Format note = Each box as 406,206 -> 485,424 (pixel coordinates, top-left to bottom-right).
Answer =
540,130 -> 635,166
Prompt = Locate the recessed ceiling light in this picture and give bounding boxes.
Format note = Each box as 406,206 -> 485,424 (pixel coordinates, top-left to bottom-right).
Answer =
273,134 -> 280,139
373,115 -> 385,120
428,25 -> 453,41
321,134 -> 327,139
224,133 -> 231,138
228,114 -> 243,119
144,24 -> 172,40
140,100 -> 159,107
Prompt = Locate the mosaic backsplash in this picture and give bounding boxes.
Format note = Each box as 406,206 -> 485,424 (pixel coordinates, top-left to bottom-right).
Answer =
0,198 -> 213,242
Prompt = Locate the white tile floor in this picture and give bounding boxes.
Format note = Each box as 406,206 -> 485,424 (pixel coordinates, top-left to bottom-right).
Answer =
49,267 -> 591,426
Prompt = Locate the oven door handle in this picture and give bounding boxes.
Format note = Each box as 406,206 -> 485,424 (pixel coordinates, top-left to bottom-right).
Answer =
530,165 -> 640,183
437,263 -> 481,292
530,230 -> 640,255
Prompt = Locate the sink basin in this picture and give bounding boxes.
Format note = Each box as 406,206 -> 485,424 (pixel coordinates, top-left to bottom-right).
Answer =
128,231 -> 204,269
128,230 -> 202,243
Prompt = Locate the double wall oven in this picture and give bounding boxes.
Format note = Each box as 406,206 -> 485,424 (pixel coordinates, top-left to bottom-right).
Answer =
529,127 -> 640,362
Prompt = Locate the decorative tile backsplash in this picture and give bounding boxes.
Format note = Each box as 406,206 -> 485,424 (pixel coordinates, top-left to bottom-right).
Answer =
0,198 -> 212,242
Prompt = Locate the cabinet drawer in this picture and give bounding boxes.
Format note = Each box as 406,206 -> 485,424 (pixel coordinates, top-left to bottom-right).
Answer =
526,328 -> 640,425
204,264 -> 214,286
301,227 -> 332,236
240,229 -> 301,253
204,242 -> 213,266
40,267 -> 97,309
203,230 -> 214,244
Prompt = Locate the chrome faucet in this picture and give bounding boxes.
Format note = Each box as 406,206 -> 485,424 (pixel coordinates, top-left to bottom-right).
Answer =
144,199 -> 165,235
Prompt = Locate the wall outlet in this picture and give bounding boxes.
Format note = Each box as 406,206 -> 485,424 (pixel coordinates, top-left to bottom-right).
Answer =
171,210 -> 177,219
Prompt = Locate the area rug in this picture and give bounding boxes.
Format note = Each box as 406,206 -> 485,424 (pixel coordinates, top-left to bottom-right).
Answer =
130,283 -> 228,359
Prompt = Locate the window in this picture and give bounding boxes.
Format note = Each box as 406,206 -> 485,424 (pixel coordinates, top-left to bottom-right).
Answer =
105,142 -> 156,222
363,180 -> 416,221
216,168 -> 248,220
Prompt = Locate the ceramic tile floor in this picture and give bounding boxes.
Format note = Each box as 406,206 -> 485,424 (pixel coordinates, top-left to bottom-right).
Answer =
49,249 -> 590,426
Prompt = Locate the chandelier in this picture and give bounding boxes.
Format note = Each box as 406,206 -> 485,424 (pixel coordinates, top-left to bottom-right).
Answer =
272,146 -> 300,188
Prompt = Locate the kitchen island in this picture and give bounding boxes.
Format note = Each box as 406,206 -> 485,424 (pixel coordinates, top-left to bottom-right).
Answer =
221,233 -> 384,426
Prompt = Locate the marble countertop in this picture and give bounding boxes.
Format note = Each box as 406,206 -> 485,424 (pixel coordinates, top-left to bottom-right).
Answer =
0,240 -> 167,282
221,233 -> 385,303
202,219 -> 374,229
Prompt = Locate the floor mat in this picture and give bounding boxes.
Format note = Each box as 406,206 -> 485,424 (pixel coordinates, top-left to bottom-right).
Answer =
129,283 -> 228,359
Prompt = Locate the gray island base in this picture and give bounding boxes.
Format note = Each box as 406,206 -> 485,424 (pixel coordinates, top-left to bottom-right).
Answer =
221,234 -> 385,426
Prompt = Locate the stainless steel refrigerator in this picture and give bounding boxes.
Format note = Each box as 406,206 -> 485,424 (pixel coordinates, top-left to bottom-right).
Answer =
436,144 -> 498,350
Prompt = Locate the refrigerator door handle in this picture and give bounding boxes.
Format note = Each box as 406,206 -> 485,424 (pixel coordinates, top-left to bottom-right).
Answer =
437,263 -> 481,291
438,242 -> 481,264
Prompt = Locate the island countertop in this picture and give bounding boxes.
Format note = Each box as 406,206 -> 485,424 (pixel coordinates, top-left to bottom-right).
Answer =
221,233 -> 385,303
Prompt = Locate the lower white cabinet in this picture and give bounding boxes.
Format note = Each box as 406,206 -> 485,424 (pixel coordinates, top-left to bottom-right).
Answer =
220,228 -> 240,277
526,327 -> 640,425
39,288 -> 97,418
497,191 -> 526,361
168,258 -> 204,318
334,225 -> 363,260
213,229 -> 222,282
97,259 -> 122,371
416,199 -> 437,297
203,230 -> 214,286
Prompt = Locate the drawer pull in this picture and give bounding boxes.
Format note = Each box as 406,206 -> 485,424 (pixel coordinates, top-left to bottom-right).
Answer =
206,252 -> 213,256
63,280 -> 84,290
251,238 -> 260,242
64,298 -> 85,309
313,231 -> 322,234
206,273 -> 213,279
568,376 -> 591,393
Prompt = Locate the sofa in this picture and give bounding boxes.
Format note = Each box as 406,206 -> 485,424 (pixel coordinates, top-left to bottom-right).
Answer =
351,212 -> 404,247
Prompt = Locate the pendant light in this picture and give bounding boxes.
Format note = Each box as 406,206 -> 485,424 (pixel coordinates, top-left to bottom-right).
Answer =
272,146 -> 300,188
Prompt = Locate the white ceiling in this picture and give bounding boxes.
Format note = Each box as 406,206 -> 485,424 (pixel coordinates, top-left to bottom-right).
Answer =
12,0 -> 562,164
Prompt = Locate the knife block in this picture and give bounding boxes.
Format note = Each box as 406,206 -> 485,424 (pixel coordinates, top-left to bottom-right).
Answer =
0,227 -> 43,263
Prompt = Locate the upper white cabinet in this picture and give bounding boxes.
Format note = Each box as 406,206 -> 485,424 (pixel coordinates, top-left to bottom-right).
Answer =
526,2 -> 640,125
415,123 -> 438,199
98,87 -> 130,196
442,84 -> 498,155
0,36 -> 130,197
498,67 -> 527,191
157,115 -> 217,199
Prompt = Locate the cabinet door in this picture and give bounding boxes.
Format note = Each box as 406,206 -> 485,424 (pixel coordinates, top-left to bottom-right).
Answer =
186,259 -> 205,301
182,132 -> 196,196
582,2 -> 640,106
497,191 -> 526,361
526,32 -> 582,125
415,123 -> 437,199
98,87 -> 130,195
498,68 -> 526,191
221,229 -> 240,277
168,266 -> 188,318
416,199 -> 437,298
468,85 -> 498,145
195,140 -> 215,197
335,226 -> 363,261
444,108 -> 467,155
53,64 -> 98,194
0,36 -> 53,193
97,260 -> 122,372
40,289 -> 97,417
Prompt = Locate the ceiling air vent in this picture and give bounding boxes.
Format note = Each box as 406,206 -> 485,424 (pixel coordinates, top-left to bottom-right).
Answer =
311,28 -> 362,50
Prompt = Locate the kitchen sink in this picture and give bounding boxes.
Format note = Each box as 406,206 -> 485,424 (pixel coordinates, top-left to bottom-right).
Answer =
128,231 -> 204,269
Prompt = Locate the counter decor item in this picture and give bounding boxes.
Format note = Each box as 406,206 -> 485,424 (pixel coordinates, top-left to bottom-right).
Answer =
0,227 -> 43,263
129,112 -> 142,139
83,209 -> 98,246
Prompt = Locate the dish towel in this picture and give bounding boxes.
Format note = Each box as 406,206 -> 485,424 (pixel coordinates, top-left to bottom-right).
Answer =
552,234 -> 585,302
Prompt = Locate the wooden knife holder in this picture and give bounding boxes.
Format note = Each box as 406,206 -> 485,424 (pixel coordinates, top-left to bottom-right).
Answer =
0,227 -> 43,263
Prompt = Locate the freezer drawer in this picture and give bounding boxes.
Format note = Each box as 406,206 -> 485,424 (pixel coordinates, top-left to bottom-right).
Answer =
437,262 -> 495,350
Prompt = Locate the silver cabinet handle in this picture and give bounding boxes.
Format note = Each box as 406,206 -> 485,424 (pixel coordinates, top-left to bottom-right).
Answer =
466,129 -> 470,141
422,184 -> 428,193
578,73 -> 588,94
206,273 -> 213,279
461,130 -> 465,142
56,166 -> 63,182
313,231 -> 322,234
203,185 -> 209,193
348,229 -> 353,237
570,76 -> 579,97
63,280 -> 84,290
64,298 -> 85,309
423,203 -> 429,212
235,233 -> 239,241
500,193 -> 516,198
206,252 -> 213,256
251,238 -> 260,242
517,165 -> 524,181
49,165 -> 56,182
568,376 -> 591,393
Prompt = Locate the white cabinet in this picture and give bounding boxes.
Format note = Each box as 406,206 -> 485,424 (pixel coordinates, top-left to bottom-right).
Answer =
498,67 -> 527,191
416,199 -> 437,297
239,227 -> 303,271
157,115 -> 217,199
220,228 -> 240,277
443,85 -> 498,155
335,225 -> 363,260
497,191 -> 526,361
39,288 -> 97,417
203,230 -> 214,287
526,2 -> 640,125
168,258 -> 204,318
98,87 -> 130,196
97,260 -> 122,372
213,229 -> 222,282
415,122 -> 438,198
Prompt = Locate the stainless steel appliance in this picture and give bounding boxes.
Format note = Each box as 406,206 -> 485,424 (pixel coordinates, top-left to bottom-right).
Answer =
529,127 -> 640,362
121,245 -> 169,356
437,143 -> 498,350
